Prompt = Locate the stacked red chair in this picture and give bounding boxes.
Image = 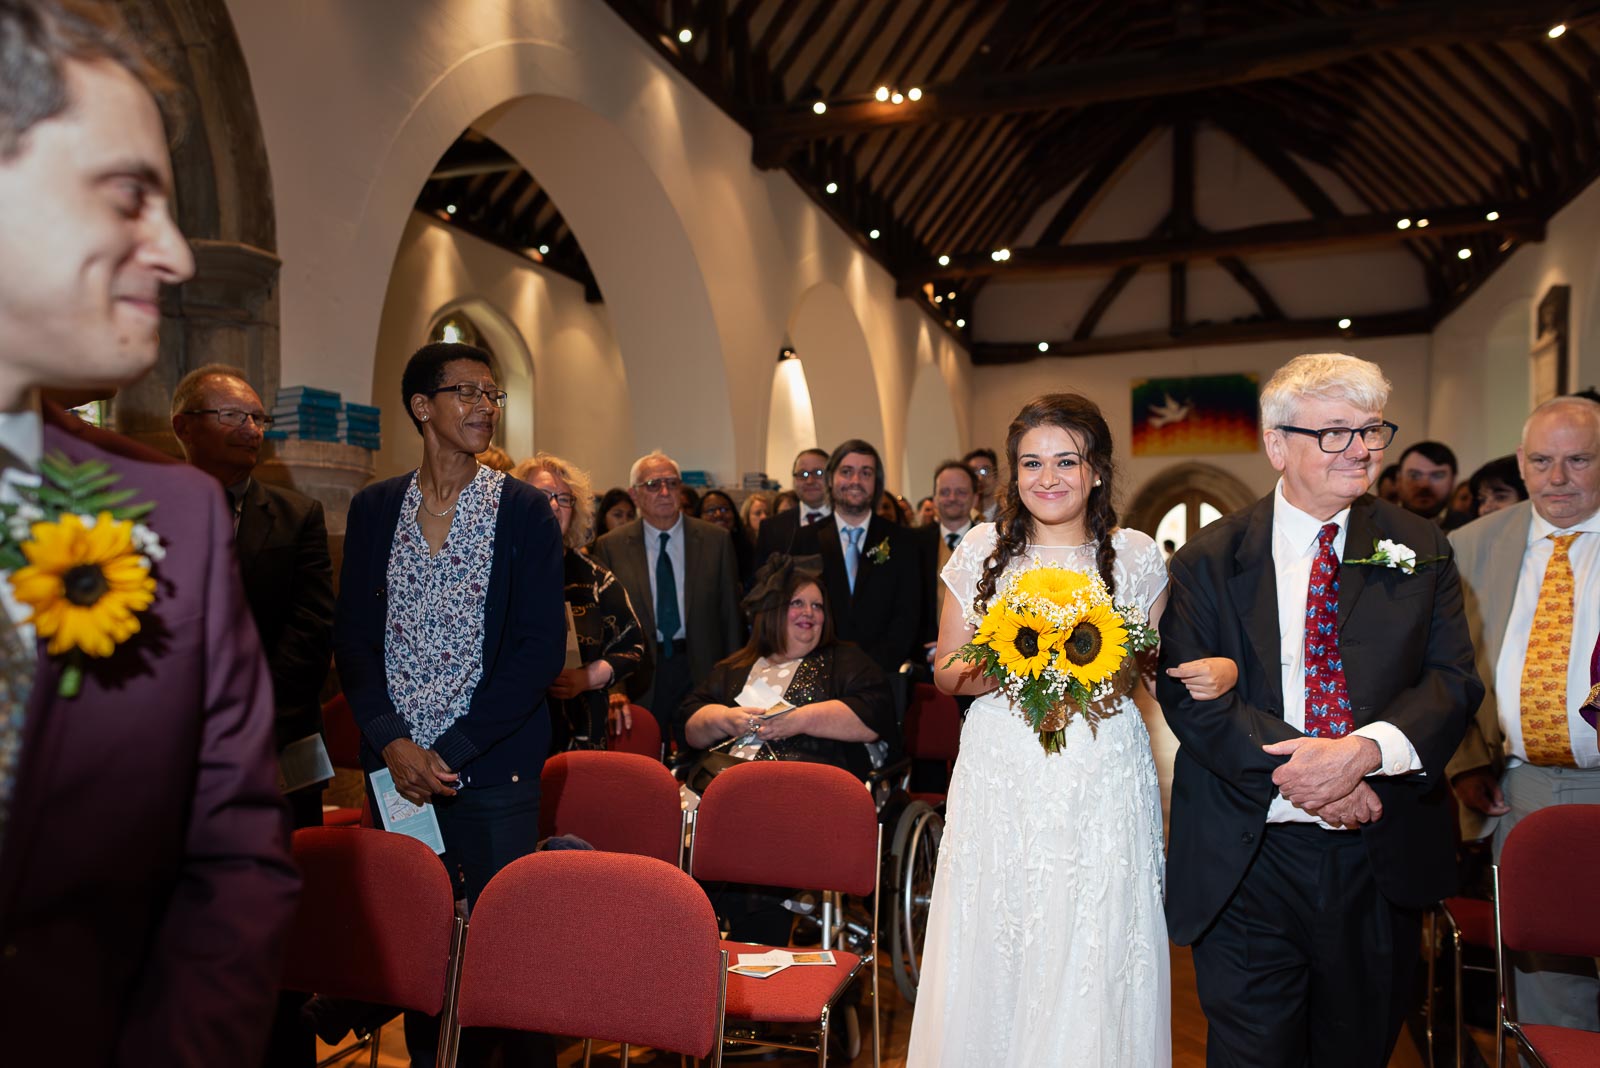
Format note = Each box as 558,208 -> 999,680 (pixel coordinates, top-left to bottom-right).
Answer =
540,749 -> 685,866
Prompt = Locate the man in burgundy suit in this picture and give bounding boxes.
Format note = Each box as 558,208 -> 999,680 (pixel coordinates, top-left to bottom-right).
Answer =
0,3 -> 299,1064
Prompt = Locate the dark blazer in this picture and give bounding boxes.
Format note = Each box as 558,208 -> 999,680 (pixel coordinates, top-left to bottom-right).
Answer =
754,505 -> 803,563
236,478 -> 335,750
1156,493 -> 1482,945
334,472 -> 566,785
680,643 -> 896,779
0,423 -> 299,1066
592,514 -> 744,713
792,514 -> 922,677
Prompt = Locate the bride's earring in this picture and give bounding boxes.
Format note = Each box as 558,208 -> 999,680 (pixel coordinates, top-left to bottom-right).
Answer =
1093,478 -> 1102,487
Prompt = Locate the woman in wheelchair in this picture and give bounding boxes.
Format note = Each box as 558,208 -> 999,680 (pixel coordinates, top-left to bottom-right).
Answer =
678,555 -> 897,947
678,554 -> 895,780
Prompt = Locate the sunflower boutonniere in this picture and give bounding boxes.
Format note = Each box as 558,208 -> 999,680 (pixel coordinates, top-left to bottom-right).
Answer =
944,562 -> 1156,752
1,452 -> 162,697
866,538 -> 891,565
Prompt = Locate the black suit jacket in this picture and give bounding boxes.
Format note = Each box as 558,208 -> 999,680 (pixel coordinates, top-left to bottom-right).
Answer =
755,505 -> 826,563
792,514 -> 921,677
1156,493 -> 1481,945
236,479 -> 335,750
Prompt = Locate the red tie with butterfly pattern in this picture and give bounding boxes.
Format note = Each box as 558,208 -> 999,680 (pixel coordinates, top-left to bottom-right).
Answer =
1304,523 -> 1354,738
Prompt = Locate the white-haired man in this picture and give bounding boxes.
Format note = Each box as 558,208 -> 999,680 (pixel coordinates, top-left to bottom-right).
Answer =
1447,394 -> 1600,1032
1158,352 -> 1480,1066
592,451 -> 742,736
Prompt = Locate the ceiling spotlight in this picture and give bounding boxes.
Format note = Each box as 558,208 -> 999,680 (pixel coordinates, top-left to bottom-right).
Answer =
991,248 -> 1011,262
907,87 -> 922,102
538,244 -> 549,255
1417,218 -> 1430,228
1458,248 -> 1472,259
1396,218 -> 1411,230
1485,210 -> 1500,221
937,254 -> 950,266
1338,318 -> 1353,330
956,318 -> 966,328
875,86 -> 890,102
677,28 -> 693,43
934,295 -> 943,304
446,204 -> 457,215
1549,23 -> 1567,39
869,228 -> 880,239
778,346 -> 798,361
1037,342 -> 1050,353
812,101 -> 827,115
825,181 -> 838,194
891,91 -> 905,105
947,291 -> 956,300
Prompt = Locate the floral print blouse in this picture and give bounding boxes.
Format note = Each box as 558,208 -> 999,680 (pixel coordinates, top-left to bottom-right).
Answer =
384,466 -> 504,749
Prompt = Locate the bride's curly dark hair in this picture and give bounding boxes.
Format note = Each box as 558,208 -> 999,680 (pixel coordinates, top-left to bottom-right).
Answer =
975,393 -> 1120,612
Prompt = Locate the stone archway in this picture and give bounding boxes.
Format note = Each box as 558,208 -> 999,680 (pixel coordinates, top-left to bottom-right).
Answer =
1123,462 -> 1257,540
787,282 -> 885,464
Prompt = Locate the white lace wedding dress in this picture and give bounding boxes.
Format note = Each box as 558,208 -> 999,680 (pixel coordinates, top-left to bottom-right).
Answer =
906,524 -> 1171,1067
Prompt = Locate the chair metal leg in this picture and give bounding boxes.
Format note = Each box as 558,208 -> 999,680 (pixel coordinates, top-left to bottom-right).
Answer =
582,1037 -> 592,1068
817,1004 -> 830,1068
1451,921 -> 1465,1068
368,1023 -> 380,1068
1425,910 -> 1439,1067
621,1042 -> 630,1066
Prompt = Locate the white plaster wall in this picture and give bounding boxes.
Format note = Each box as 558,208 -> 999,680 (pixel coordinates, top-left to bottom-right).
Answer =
373,213 -> 634,488
1432,174 -> 1600,474
224,0 -> 972,491
969,333 -> 1433,508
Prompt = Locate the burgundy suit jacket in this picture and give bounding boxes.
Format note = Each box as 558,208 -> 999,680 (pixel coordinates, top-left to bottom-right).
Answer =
0,423 -> 299,1066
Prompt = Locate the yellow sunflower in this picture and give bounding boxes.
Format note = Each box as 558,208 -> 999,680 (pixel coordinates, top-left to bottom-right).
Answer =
1012,566 -> 1096,608
986,603 -> 1063,678
11,512 -> 155,658
1056,602 -> 1129,688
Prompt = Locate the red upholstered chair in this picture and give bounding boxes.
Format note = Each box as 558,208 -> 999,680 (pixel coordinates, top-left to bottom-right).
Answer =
540,750 -> 686,867
320,694 -> 367,828
451,850 -> 726,1067
1494,804 -> 1600,1068
691,760 -> 882,1067
280,827 -> 464,1068
607,703 -> 664,761
903,683 -> 962,804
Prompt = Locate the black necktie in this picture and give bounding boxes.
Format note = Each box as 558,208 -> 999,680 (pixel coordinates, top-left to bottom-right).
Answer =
805,511 -> 823,525
946,531 -> 959,550
655,531 -> 680,657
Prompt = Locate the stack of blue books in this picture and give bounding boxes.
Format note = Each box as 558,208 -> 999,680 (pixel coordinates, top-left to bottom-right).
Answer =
340,402 -> 381,451
269,385 -> 342,442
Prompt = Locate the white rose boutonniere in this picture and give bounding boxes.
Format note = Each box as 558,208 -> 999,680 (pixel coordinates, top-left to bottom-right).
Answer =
1343,537 -> 1443,575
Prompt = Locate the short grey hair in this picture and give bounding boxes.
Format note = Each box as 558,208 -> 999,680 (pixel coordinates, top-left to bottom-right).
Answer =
1523,395 -> 1600,445
171,363 -> 253,417
1260,353 -> 1391,430
511,452 -> 595,549
628,450 -> 680,486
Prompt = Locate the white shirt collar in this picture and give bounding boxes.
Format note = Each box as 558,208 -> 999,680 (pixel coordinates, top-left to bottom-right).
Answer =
646,513 -> 685,542
837,513 -> 870,535
0,399 -> 43,473
1529,504 -> 1600,544
801,503 -> 831,519
1273,479 -> 1351,552
941,518 -> 973,538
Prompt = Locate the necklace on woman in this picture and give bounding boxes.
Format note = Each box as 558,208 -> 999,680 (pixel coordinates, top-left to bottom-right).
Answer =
419,497 -> 456,518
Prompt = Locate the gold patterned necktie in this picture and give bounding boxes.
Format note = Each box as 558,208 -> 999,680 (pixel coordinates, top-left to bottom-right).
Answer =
1520,532 -> 1581,767
0,608 -> 33,849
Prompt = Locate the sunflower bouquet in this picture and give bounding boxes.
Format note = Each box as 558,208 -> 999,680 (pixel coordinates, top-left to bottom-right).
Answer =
947,563 -> 1156,753
1,453 -> 161,697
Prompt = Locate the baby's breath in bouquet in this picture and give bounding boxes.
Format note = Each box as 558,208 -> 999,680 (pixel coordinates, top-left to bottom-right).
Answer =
946,563 -> 1155,752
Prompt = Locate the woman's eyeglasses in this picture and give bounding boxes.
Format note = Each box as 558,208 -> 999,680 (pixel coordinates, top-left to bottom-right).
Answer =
427,383 -> 508,407
537,489 -> 576,509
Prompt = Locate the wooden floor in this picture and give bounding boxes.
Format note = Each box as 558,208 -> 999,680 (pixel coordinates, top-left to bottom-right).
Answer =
316,943 -> 1443,1067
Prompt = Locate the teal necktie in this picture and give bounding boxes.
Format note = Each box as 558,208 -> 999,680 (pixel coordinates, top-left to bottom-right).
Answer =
655,530 -> 680,658
845,526 -> 863,593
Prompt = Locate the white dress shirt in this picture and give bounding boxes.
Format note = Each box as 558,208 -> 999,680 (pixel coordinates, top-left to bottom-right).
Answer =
642,513 -> 688,643
1494,507 -> 1600,768
0,404 -> 42,658
1267,481 -> 1421,825
837,515 -> 871,553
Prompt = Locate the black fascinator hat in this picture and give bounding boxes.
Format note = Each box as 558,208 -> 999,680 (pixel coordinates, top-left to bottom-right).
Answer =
741,553 -> 824,617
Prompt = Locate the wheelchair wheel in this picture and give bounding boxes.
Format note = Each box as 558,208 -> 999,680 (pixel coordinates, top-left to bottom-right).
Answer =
888,800 -> 943,1003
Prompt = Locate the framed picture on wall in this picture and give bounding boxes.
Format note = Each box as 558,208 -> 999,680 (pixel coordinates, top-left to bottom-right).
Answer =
1530,284 -> 1570,406
1130,373 -> 1259,457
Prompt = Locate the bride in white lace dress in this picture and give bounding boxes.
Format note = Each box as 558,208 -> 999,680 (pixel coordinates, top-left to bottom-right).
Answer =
907,394 -> 1172,1067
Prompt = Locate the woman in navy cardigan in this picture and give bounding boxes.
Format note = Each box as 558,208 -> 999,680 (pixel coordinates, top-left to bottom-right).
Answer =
334,343 -> 564,1065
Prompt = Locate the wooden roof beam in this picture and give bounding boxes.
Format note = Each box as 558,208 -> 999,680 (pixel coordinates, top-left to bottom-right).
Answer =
895,202 -> 1541,291
971,309 -> 1437,364
753,0 -> 1580,163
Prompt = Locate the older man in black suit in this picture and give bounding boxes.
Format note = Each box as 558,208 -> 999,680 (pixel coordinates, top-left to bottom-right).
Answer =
173,365 -> 336,832
1157,352 -> 1480,1067
593,450 -> 743,738
792,439 -> 920,681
